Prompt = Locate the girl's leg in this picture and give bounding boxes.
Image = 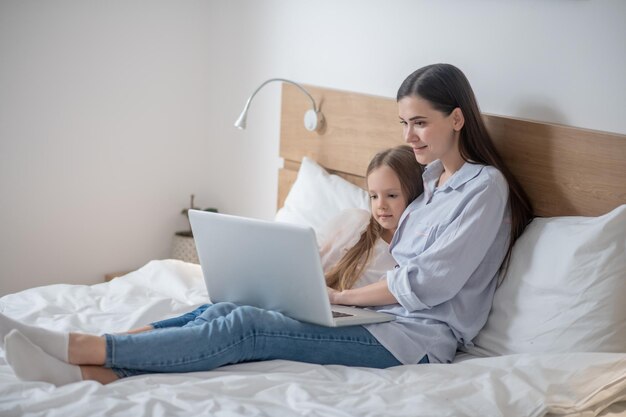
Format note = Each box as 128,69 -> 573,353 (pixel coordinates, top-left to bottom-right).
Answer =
104,302 -> 401,377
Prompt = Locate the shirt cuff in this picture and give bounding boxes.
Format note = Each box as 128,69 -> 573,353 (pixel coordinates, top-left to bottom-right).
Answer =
386,268 -> 430,312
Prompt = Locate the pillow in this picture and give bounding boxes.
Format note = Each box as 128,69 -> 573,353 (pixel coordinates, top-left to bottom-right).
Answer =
466,204 -> 626,356
275,157 -> 370,244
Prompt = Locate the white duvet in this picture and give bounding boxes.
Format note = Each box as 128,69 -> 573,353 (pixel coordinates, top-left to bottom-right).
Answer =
1,260 -> 625,417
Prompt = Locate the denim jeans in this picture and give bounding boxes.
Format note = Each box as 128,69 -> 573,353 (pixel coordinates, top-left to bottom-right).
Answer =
105,303 -> 427,378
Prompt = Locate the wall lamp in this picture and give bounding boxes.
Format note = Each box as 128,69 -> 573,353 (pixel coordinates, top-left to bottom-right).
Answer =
234,78 -> 324,132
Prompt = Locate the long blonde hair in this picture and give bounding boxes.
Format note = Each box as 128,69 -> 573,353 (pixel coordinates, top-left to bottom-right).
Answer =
325,145 -> 423,291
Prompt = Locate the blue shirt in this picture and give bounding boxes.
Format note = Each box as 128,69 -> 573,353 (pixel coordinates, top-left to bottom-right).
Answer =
364,160 -> 510,364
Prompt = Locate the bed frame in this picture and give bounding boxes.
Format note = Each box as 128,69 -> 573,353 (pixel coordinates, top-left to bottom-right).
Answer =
278,83 -> 626,217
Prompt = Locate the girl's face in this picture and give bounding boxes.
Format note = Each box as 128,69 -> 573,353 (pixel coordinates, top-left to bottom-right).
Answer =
367,165 -> 408,239
398,95 -> 463,166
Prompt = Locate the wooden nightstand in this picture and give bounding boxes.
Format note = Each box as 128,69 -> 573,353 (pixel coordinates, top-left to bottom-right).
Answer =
104,271 -> 131,282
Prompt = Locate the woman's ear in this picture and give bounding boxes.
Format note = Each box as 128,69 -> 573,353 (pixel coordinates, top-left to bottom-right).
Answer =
451,107 -> 465,131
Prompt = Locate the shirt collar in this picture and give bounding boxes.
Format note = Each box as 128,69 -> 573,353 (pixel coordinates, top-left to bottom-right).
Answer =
423,159 -> 485,191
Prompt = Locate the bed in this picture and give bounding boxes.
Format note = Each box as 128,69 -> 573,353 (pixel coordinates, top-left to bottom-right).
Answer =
1,83 -> 625,417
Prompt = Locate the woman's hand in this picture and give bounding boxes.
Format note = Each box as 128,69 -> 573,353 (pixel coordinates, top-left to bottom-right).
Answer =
328,279 -> 398,307
327,286 -> 342,305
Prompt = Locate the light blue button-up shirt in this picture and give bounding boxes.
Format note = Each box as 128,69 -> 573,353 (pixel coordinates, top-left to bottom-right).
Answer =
364,159 -> 510,364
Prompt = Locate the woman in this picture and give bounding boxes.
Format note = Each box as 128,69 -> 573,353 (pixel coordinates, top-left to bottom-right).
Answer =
1,64 -> 531,385
329,63 -> 532,364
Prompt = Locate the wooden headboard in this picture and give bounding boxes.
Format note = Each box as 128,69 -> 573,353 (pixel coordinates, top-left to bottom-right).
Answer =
278,83 -> 626,218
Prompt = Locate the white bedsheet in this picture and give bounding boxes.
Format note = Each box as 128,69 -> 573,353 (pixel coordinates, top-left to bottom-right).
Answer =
1,260 -> 625,417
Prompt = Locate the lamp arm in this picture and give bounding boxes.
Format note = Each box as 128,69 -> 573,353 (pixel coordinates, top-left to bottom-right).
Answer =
243,78 -> 318,113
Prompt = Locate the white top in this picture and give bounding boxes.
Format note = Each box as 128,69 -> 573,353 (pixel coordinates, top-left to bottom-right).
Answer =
318,209 -> 398,289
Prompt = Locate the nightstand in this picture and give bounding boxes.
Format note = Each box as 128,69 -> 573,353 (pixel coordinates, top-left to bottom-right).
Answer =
171,233 -> 200,264
104,271 -> 131,282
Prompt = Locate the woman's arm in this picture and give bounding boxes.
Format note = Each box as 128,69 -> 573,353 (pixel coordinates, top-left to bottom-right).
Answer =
388,173 -> 509,312
328,279 -> 398,306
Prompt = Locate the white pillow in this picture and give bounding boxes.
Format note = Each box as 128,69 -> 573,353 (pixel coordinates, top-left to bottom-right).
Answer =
466,204 -> 626,356
275,157 -> 370,244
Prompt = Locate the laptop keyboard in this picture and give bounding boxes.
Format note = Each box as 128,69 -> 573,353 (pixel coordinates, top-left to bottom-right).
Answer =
332,311 -> 354,318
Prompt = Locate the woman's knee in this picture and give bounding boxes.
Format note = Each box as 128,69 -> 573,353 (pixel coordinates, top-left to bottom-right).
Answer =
228,305 -> 268,328
191,303 -> 295,338
194,302 -> 239,323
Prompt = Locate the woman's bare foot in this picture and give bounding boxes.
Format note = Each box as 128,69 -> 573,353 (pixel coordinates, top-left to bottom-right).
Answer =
80,366 -> 120,384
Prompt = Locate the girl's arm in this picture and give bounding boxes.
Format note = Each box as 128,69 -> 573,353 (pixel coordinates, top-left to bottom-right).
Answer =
328,279 -> 398,306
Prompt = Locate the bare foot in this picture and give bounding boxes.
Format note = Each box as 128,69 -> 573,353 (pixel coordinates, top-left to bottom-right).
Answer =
80,366 -> 120,384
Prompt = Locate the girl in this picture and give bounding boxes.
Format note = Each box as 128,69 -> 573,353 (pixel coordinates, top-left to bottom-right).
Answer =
0,145 -> 424,386
321,145 -> 423,292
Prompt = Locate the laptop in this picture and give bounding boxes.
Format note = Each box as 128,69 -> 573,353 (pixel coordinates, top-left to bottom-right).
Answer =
188,210 -> 395,327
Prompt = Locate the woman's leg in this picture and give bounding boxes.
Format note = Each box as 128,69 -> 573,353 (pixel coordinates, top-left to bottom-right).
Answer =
80,366 -> 119,384
123,325 -> 155,335
102,302 -> 401,378
68,333 -> 107,365
120,304 -> 213,334
68,304 -> 229,365
1,304 -> 212,362
148,303 -> 211,329
6,329 -> 119,385
0,313 -> 69,360
17,302 -> 401,385
5,330 -> 83,386
67,303 -> 236,366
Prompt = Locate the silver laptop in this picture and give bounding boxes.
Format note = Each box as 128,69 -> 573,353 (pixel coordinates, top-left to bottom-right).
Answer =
188,210 -> 395,327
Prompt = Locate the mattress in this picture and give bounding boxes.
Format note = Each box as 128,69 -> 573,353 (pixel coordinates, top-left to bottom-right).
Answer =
1,260 -> 625,417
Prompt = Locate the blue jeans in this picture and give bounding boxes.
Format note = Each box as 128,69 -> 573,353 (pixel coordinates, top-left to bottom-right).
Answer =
104,303 -> 425,378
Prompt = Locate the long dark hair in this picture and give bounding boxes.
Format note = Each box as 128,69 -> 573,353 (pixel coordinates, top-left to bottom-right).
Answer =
325,145 -> 423,291
397,63 -> 532,274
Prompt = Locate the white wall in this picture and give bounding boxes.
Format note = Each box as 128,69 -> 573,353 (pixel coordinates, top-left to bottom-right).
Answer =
1,0 -> 624,295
